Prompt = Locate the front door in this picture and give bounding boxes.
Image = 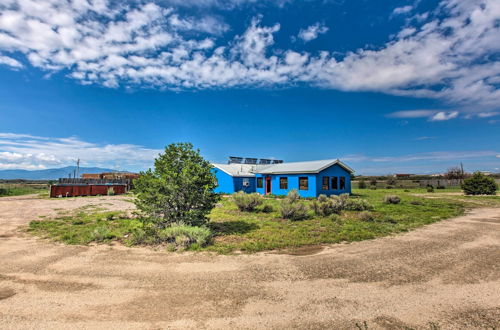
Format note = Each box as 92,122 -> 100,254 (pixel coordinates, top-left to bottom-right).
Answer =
265,177 -> 272,195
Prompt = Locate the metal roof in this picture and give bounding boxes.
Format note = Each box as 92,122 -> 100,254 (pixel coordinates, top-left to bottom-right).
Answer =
212,164 -> 261,177
213,159 -> 354,177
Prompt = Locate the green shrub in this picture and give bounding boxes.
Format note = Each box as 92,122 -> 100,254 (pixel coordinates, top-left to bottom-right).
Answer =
232,191 -> 263,212
383,195 -> 401,204
358,180 -> 367,189
427,186 -> 434,193
107,187 -> 115,196
261,204 -> 274,213
359,211 -> 375,222
344,198 -> 373,211
280,190 -> 309,220
386,185 -> 394,189
0,188 -> 9,196
285,189 -> 300,203
280,200 -> 309,220
462,172 -> 498,195
317,194 -> 329,203
134,142 -> 220,228
157,223 -> 211,247
437,185 -> 446,189
311,199 -> 341,216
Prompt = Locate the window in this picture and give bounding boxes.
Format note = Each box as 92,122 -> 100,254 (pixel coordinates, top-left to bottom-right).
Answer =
280,177 -> 288,189
299,177 -> 308,190
322,176 -> 330,190
331,177 -> 338,190
340,177 -> 346,190
257,177 -> 263,188
242,178 -> 250,187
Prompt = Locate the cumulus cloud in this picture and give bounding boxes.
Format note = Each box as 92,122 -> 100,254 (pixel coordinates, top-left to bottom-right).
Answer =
297,23 -> 329,42
0,0 -> 499,114
0,133 -> 161,170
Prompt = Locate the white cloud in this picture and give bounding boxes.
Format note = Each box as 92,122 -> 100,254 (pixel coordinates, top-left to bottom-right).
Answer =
392,5 -> 413,15
297,23 -> 329,42
429,111 -> 459,121
387,110 -> 438,118
0,133 -> 161,170
0,0 -> 499,114
414,136 -> 436,140
0,55 -> 22,68
497,155 -> 500,158
365,150 -> 499,163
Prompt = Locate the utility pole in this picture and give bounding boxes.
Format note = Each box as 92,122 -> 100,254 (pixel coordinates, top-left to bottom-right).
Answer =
460,162 -> 464,184
76,158 -> 80,178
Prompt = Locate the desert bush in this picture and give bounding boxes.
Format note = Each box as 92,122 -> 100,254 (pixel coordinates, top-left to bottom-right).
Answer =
426,186 -> 434,193
232,191 -> 263,212
462,172 -> 498,195
358,180 -> 367,189
437,185 -> 446,189
383,195 -> 401,204
134,142 -> 220,228
157,223 -> 211,248
280,200 -> 309,220
344,198 -> 373,211
311,199 -> 341,216
285,189 -> 300,203
317,194 -> 329,203
107,187 -> 115,196
92,226 -> 114,242
280,190 -> 309,220
410,200 -> 423,205
261,204 -> 274,213
0,188 -> 8,196
359,211 -> 375,222
386,185 -> 394,189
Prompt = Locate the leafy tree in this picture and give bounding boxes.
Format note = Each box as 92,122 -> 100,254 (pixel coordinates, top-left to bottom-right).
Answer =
134,143 -> 220,227
358,179 -> 367,189
461,172 -> 498,195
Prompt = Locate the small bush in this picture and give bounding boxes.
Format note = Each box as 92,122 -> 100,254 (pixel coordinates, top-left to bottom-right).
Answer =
404,189 -> 410,192
359,211 -> 375,222
280,200 -> 309,220
232,191 -> 263,212
358,180 -> 367,189
344,198 -> 373,211
383,195 -> 401,204
285,189 -> 300,203
157,223 -> 212,247
311,199 -> 342,216
462,172 -> 498,195
107,187 -> 115,196
370,186 -> 377,190
261,204 -> 274,213
386,185 -> 394,189
317,194 -> 329,203
437,185 -> 446,189
427,186 -> 434,193
410,200 -> 423,205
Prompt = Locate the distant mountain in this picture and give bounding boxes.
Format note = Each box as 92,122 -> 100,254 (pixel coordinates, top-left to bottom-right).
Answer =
0,166 -> 118,180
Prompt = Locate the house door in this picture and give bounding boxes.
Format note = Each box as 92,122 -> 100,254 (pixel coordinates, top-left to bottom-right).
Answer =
265,177 -> 272,194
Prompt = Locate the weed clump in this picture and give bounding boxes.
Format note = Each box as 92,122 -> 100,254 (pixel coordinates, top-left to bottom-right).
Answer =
232,191 -> 263,212
279,190 -> 309,220
383,195 -> 401,204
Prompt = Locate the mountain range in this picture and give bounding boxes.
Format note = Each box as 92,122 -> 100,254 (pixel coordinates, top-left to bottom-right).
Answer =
0,166 -> 118,180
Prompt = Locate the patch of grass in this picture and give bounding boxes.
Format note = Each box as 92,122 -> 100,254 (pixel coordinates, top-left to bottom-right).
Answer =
0,183 -> 49,197
28,209 -> 141,245
28,188 -> 500,253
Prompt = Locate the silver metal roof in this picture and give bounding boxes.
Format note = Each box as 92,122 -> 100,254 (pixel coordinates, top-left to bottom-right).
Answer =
212,159 -> 354,177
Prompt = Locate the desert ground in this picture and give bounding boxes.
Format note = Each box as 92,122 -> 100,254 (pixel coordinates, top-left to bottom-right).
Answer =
0,194 -> 499,329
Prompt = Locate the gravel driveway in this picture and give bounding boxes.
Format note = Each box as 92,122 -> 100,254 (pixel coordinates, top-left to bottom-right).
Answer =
0,195 -> 499,329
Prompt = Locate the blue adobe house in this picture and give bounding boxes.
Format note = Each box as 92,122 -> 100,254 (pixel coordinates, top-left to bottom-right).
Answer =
212,158 -> 354,197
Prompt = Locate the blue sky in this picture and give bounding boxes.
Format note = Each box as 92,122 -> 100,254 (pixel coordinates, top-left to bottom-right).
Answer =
0,0 -> 499,174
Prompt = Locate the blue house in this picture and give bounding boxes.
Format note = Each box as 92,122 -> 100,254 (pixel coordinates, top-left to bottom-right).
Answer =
212,159 -> 354,197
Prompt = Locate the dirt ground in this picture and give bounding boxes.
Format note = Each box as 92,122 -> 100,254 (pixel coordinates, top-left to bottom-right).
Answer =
0,195 -> 499,329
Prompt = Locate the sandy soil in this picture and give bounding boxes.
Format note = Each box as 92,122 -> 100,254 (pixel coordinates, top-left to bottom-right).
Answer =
0,195 -> 499,329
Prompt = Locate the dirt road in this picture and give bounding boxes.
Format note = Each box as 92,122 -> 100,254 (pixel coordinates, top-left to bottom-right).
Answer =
0,195 -> 499,329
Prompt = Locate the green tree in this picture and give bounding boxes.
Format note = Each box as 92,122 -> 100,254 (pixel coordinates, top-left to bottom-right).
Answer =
358,179 -> 367,189
461,172 -> 498,195
134,143 -> 220,227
